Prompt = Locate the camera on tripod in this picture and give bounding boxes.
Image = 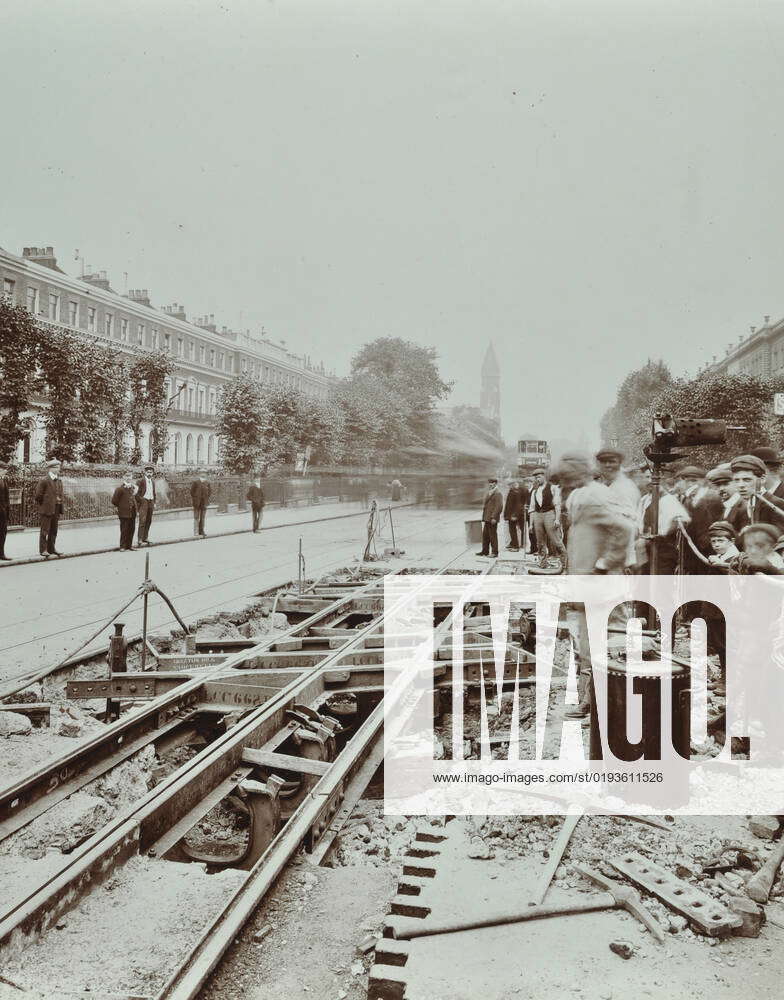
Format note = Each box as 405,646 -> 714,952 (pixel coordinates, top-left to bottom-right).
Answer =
645,415 -> 727,463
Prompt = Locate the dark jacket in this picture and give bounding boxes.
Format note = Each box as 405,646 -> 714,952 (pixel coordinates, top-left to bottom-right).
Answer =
503,486 -> 525,521
136,474 -> 157,503
0,481 -> 8,515
753,491 -> 784,532
35,475 -> 64,516
111,484 -> 138,519
190,480 -> 211,508
247,485 -> 265,507
681,484 -> 724,573
482,488 -> 503,522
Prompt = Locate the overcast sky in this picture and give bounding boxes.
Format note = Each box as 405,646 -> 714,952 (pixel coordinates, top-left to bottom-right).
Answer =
3,0 -> 784,450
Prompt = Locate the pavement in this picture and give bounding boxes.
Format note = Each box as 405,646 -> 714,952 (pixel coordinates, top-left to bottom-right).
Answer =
0,506 -> 474,688
0,498 -> 410,566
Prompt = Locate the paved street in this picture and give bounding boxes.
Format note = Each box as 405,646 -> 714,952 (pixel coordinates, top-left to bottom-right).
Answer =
1,497 -> 411,564
0,506 -> 472,687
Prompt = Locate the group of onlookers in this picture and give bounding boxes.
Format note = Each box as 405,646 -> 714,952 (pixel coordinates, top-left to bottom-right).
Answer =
0,462 -> 268,560
477,444 -> 784,577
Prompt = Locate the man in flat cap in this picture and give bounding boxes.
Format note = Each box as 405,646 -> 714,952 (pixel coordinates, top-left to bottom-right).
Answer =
675,466 -> 723,574
190,470 -> 211,537
112,471 -> 138,551
730,454 -> 784,535
529,468 -> 566,568
749,446 -> 784,502
595,449 -> 638,566
35,459 -> 64,558
707,465 -> 744,531
0,462 -> 10,560
477,477 -> 503,557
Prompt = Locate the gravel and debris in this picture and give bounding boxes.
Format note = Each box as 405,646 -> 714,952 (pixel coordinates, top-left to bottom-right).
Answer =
1,857 -> 246,993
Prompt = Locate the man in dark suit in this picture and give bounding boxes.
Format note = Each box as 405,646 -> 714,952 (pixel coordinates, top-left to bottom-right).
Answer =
247,477 -> 265,533
112,471 -> 138,551
190,471 -> 211,537
477,478 -> 503,557
0,462 -> 11,560
749,446 -> 784,501
503,479 -> 526,551
35,459 -> 64,558
135,464 -> 157,546
677,466 -> 724,574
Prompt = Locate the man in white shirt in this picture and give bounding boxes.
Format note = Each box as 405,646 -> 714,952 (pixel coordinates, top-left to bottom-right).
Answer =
596,449 -> 639,567
136,464 -> 157,546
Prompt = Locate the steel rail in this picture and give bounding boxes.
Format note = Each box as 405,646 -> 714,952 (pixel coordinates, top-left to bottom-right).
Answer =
157,554 -> 494,999
0,569 -> 394,842
0,546 -> 472,960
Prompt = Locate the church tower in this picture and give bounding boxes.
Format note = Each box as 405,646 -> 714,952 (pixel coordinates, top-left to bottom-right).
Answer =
480,342 -> 501,433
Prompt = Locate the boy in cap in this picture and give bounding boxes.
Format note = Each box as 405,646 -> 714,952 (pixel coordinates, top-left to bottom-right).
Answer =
0,462 -> 10,560
477,478 -> 503,557
736,523 -> 784,573
706,521 -> 740,566
111,471 -> 138,551
34,459 -> 64,558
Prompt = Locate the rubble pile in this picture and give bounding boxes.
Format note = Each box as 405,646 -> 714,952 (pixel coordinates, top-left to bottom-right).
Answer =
331,804 -> 427,869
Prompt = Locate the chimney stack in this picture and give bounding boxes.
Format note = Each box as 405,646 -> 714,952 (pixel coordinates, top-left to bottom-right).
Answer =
82,269 -> 113,291
127,288 -> 152,308
162,303 -> 187,321
22,245 -> 60,270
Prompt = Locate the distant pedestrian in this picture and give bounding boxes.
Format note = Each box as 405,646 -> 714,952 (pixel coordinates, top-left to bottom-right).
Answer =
0,462 -> 10,560
247,477 -> 265,533
190,470 -> 211,537
390,478 -> 402,502
35,459 -> 64,558
476,478 -> 503,557
136,464 -> 157,546
112,471 -> 138,551
503,479 -> 525,551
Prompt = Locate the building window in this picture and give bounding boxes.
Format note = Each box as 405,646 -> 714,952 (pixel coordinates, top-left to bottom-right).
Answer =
219,352 -> 224,368
87,306 -> 96,332
2,277 -> 15,301
163,332 -> 171,351
199,345 -> 205,364
188,387 -> 194,410
241,358 -> 247,373
69,301 -> 79,326
151,327 -> 158,349
48,292 -> 60,320
188,340 -> 194,360
210,349 -> 215,367
26,286 -> 39,313
198,388 -> 205,413
105,313 -> 113,337
177,337 -> 184,357
136,323 -> 143,345
120,318 -> 129,341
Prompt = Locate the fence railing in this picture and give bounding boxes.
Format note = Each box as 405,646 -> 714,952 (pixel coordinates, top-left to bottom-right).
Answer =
4,465 -> 486,528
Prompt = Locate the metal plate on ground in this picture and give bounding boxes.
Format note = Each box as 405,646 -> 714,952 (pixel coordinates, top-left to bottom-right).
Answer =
610,852 -> 742,936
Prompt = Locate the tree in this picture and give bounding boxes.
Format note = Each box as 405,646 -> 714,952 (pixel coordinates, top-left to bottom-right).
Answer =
0,298 -> 39,461
216,374 -> 270,474
127,350 -> 175,464
351,337 -> 452,447
36,327 -> 85,461
80,342 -> 128,463
601,360 -> 673,457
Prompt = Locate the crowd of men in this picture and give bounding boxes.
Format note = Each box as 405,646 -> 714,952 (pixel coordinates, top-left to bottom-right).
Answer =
477,444 -> 784,577
0,461 -> 268,559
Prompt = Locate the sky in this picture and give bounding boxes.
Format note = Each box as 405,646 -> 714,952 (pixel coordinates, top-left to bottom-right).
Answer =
3,0 -> 784,451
